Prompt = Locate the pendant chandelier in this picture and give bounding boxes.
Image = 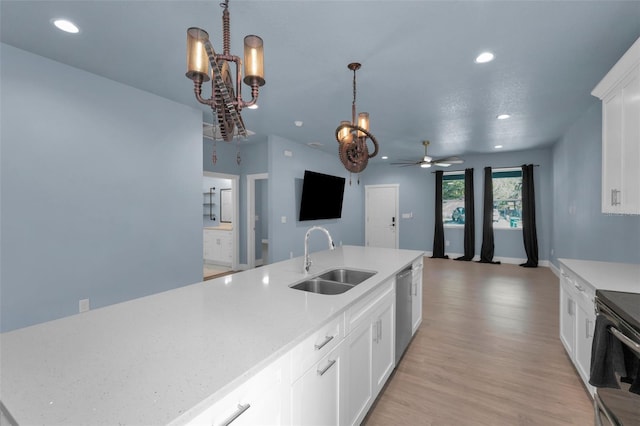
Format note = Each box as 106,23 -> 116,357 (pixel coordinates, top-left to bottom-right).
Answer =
185,0 -> 265,142
335,63 -> 379,173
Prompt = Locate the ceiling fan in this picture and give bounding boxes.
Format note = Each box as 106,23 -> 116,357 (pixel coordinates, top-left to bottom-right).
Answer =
391,140 -> 464,168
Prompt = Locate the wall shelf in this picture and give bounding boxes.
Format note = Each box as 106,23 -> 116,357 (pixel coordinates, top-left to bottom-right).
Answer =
204,187 -> 216,220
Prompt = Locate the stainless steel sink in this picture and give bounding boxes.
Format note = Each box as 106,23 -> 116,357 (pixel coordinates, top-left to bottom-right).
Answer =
316,268 -> 376,285
290,268 -> 377,295
290,278 -> 354,295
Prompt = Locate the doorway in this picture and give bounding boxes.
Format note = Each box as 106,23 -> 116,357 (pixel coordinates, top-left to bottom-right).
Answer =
365,184 -> 399,249
247,173 -> 268,269
203,171 -> 240,276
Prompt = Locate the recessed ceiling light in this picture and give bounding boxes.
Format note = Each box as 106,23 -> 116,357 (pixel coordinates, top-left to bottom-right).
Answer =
496,114 -> 510,120
294,121 -> 303,127
247,104 -> 259,110
381,156 -> 388,160
52,19 -> 80,34
494,145 -> 503,149
475,52 -> 494,64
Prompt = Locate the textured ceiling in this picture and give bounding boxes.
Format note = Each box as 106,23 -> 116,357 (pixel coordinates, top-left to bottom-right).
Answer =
1,1 -> 639,163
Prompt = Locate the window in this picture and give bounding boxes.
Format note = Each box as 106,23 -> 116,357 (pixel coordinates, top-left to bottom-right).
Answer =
443,172 -> 465,225
492,168 -> 522,229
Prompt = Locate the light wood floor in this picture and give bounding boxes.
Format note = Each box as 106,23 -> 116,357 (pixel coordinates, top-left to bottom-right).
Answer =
364,257 -> 594,426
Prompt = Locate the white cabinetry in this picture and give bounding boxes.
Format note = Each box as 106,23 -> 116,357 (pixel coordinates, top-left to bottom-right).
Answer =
411,258 -> 423,335
558,262 -> 596,395
203,228 -> 232,266
290,315 -> 345,425
592,37 -> 640,214
344,278 -> 395,426
184,352 -> 290,426
291,340 -> 346,426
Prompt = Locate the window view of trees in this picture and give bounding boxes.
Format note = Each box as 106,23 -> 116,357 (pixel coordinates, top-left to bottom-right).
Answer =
492,169 -> 523,229
443,173 -> 465,225
442,169 -> 523,229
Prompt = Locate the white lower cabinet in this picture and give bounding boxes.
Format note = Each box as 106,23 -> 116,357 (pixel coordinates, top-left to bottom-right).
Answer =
575,302 -> 596,387
559,279 -> 576,359
203,229 -> 233,266
558,261 -> 596,395
345,314 -> 373,425
345,280 -> 396,426
185,266 -> 414,426
184,352 -> 290,426
411,258 -> 423,335
290,340 -> 346,426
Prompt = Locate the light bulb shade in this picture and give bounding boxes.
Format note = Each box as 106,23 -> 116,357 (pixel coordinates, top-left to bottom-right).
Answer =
338,121 -> 353,144
243,35 -> 265,86
357,112 -> 369,137
186,27 -> 211,82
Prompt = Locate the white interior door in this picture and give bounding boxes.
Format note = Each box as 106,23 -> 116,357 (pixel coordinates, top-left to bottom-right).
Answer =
365,184 -> 399,249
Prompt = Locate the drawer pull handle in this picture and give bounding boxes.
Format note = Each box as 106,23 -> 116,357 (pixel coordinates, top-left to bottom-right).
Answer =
221,403 -> 250,426
314,335 -> 334,350
317,359 -> 337,376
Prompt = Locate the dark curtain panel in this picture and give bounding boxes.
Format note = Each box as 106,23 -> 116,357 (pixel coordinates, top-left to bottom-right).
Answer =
455,168 -> 474,261
520,164 -> 539,267
479,167 -> 500,264
432,170 -> 449,259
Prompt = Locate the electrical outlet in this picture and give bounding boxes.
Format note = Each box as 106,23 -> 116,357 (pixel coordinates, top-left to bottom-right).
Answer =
290,251 -> 293,259
445,240 -> 450,247
281,216 -> 287,223
79,298 -> 90,313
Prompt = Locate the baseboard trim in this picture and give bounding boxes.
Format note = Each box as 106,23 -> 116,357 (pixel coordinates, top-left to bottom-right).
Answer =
422,251 -> 550,268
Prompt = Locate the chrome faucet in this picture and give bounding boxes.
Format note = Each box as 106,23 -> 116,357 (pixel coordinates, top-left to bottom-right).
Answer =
304,226 -> 335,274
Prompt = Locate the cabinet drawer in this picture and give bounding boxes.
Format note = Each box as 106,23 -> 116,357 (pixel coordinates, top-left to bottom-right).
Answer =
290,315 -> 344,381
181,352 -> 289,426
560,267 -> 595,307
345,278 -> 394,334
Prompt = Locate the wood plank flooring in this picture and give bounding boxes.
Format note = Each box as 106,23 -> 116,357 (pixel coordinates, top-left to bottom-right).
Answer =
364,257 -> 594,426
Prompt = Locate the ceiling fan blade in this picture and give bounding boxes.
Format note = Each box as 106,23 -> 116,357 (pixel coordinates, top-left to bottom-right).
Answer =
433,156 -> 464,165
390,161 -> 420,166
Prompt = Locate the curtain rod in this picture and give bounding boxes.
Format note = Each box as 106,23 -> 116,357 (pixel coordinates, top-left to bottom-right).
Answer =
431,164 -> 539,174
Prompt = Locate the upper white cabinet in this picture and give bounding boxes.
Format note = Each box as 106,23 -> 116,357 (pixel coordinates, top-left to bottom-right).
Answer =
592,37 -> 640,214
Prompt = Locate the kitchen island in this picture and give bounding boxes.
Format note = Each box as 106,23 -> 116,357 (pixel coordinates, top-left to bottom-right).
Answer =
0,245 -> 424,425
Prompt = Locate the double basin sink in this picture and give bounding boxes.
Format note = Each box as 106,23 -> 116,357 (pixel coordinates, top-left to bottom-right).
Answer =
290,268 -> 377,295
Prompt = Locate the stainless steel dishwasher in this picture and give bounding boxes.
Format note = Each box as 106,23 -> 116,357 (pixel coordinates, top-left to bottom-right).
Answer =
395,266 -> 413,364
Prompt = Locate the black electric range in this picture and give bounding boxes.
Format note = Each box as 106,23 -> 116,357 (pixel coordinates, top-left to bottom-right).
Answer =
596,289 -> 640,332
592,289 -> 640,426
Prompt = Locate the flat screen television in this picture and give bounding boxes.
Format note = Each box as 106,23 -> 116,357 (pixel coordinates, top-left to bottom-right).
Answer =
299,170 -> 346,221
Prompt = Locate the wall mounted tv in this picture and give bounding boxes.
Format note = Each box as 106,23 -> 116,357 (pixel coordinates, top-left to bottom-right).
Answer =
299,170 -> 346,221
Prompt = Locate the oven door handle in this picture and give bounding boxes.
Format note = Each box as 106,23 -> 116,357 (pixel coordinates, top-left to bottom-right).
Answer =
608,326 -> 640,357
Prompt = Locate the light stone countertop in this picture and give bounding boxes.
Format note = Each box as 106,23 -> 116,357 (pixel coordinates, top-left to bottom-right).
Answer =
558,258 -> 640,293
0,245 -> 424,426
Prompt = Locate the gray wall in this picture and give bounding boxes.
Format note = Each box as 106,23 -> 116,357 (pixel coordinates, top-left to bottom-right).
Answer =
267,135 -> 365,263
552,102 -> 640,265
364,148 -> 554,262
0,44 -> 204,332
